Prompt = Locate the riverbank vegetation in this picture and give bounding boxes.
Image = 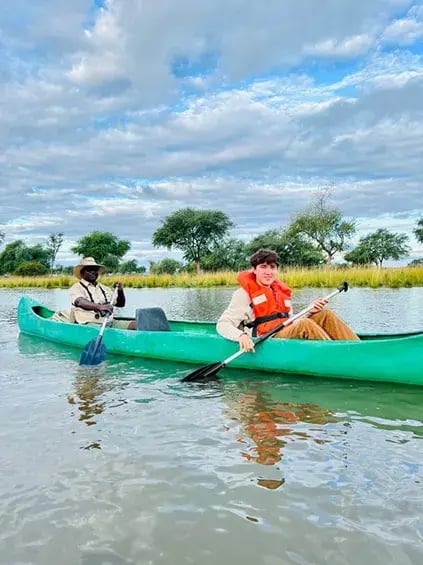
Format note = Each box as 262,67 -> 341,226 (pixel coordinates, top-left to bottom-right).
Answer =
1,192 -> 422,278
1,266 -> 422,289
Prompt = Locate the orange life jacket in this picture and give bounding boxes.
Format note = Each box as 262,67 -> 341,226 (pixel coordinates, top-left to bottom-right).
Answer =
237,271 -> 292,336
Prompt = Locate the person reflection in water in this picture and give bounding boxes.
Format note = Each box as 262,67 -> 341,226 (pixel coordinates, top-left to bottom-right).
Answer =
226,390 -> 335,467
68,370 -> 106,449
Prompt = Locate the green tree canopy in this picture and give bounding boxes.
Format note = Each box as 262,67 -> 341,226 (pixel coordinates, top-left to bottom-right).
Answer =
344,229 -> 410,268
414,218 -> 423,244
343,245 -> 373,266
152,208 -> 233,273
408,258 -> 423,267
71,231 -> 130,272
15,261 -> 49,276
119,259 -> 145,274
0,240 -> 50,274
289,189 -> 356,263
150,258 -> 183,275
246,229 -> 324,267
55,265 -> 74,275
202,238 -> 249,271
46,232 -> 64,272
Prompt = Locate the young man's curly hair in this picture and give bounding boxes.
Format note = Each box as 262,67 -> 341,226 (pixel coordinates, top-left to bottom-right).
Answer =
249,249 -> 280,268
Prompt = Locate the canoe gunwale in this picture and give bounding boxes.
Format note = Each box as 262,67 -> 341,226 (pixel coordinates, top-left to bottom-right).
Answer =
27,299 -> 423,342
17,295 -> 423,386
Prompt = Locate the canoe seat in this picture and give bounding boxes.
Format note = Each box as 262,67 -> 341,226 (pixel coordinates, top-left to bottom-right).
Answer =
135,307 -> 171,331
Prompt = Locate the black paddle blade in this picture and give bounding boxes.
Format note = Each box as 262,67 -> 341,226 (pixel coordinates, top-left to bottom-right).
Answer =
181,361 -> 224,383
79,336 -> 107,366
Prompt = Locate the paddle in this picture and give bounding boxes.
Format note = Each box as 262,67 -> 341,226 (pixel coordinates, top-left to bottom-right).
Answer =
181,281 -> 349,382
79,286 -> 119,366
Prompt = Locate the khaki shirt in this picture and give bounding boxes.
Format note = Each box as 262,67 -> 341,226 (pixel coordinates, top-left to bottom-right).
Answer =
70,281 -> 114,325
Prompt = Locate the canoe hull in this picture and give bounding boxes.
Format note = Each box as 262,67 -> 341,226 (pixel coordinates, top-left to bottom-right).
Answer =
17,296 -> 423,386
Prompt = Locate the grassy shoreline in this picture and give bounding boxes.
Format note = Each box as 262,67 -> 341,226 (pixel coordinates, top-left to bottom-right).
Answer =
1,266 -> 422,289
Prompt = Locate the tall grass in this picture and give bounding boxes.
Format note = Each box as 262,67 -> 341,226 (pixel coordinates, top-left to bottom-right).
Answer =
279,266 -> 423,289
1,266 -> 422,289
0,275 -> 73,288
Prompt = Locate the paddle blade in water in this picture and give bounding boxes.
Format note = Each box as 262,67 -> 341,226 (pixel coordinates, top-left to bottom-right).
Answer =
181,361 -> 224,382
79,336 -> 106,366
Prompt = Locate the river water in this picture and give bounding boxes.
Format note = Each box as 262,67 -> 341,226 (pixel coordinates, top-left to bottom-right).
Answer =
1,287 -> 423,565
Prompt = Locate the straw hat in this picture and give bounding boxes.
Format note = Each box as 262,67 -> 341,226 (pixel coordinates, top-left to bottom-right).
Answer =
73,257 -> 105,279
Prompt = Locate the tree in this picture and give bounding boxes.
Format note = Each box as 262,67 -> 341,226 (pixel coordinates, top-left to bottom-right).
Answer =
71,232 -> 130,271
343,246 -> 373,266
414,218 -> 423,244
55,265 -> 74,275
119,259 -> 145,274
289,189 -> 356,263
0,240 -> 50,274
15,261 -> 49,276
46,232 -> 64,272
0,232 -> 4,246
345,229 -> 410,268
103,254 -> 121,273
150,258 -> 183,275
152,208 -> 233,273
408,258 -> 423,267
202,238 -> 249,271
246,229 -> 324,267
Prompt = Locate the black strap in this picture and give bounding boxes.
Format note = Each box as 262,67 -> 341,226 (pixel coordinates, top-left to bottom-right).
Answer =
79,281 -> 109,303
245,311 -> 290,329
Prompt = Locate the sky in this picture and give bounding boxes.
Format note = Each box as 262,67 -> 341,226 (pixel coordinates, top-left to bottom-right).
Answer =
1,0 -> 423,267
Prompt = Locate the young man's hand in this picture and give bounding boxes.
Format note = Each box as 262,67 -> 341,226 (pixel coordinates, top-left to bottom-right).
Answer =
238,333 -> 255,352
309,298 -> 328,314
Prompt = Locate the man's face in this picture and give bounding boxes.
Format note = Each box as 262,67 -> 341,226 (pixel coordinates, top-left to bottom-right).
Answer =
253,262 -> 278,287
81,267 -> 99,284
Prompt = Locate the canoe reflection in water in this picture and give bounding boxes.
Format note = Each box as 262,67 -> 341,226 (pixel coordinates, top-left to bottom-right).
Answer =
225,389 -> 336,468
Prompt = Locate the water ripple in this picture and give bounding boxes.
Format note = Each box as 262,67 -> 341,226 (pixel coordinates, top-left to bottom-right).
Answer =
1,288 -> 423,564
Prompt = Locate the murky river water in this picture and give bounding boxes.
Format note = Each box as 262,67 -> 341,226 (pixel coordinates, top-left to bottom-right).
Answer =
1,287 -> 422,564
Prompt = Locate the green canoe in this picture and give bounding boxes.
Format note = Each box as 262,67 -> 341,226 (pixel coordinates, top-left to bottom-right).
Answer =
17,295 -> 423,386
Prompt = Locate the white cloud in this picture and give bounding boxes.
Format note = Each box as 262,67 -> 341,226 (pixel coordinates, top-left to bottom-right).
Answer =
305,34 -> 374,58
0,0 -> 422,266
63,0 -> 411,94
383,4 -> 423,45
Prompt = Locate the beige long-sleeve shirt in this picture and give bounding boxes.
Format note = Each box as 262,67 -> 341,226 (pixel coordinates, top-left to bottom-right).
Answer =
216,288 -> 255,341
217,286 -> 294,342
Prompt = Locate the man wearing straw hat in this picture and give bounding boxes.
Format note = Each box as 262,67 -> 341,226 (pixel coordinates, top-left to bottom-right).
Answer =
70,257 -> 136,330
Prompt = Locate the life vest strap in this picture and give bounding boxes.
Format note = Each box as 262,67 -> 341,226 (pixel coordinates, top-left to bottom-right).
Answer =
245,311 -> 290,329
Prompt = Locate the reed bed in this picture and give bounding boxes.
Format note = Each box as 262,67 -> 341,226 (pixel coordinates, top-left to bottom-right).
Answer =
1,266 -> 422,289
0,275 -> 73,289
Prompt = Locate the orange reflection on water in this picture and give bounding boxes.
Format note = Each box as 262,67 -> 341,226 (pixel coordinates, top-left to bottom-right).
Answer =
226,392 -> 336,466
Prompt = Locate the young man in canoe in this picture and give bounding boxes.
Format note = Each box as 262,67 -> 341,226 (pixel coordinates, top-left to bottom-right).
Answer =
70,257 -> 137,330
217,249 -> 359,352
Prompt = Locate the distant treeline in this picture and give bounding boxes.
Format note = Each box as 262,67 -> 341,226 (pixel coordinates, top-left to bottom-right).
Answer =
1,192 -> 422,277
